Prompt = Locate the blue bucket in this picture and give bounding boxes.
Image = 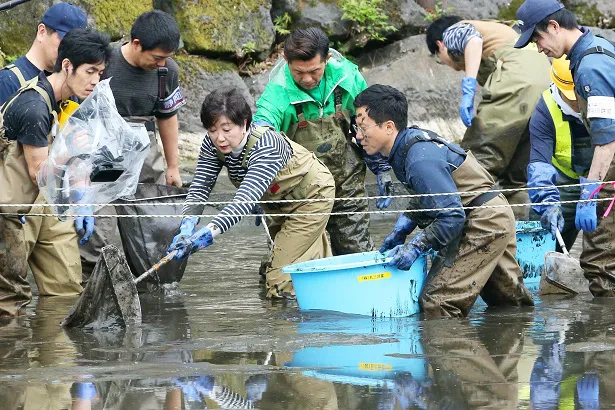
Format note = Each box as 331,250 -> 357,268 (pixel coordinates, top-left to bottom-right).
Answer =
283,251 -> 427,317
287,317 -> 426,387
515,221 -> 555,289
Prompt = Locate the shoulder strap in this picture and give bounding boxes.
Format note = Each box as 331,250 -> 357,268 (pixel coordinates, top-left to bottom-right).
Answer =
241,125 -> 273,168
2,78 -> 53,115
574,44 -> 615,77
4,64 -> 27,88
400,127 -> 466,159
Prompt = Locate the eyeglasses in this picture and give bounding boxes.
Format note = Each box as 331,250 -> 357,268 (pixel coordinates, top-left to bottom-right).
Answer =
352,123 -> 380,136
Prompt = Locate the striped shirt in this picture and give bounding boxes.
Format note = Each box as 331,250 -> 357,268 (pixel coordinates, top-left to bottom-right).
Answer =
183,125 -> 293,233
443,23 -> 482,62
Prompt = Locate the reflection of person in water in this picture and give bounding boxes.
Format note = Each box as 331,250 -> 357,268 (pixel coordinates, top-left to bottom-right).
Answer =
393,315 -> 528,409
530,341 -> 566,410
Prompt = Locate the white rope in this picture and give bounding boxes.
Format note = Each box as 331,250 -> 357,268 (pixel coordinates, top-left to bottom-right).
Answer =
1,198 -> 612,219
0,181 -> 613,209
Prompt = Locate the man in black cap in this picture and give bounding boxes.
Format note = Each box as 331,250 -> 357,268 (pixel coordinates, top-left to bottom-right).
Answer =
515,0 -> 615,297
0,2 -> 87,104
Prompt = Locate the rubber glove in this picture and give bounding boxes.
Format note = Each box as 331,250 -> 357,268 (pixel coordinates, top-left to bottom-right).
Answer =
576,372 -> 599,409
380,214 -> 417,253
19,216 -> 26,224
541,205 -> 564,240
530,357 -> 561,410
73,382 -> 97,400
174,226 -> 214,260
388,232 -> 430,270
575,176 -> 601,232
527,162 -> 560,215
74,208 -> 95,245
252,204 -> 265,226
460,77 -> 477,127
376,170 -> 394,209
168,217 -> 199,254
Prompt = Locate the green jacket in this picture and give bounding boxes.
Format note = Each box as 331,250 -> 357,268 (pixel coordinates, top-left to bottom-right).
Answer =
254,50 -> 368,134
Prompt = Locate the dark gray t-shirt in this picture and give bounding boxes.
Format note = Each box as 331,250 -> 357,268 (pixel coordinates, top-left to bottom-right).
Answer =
103,44 -> 185,119
3,72 -> 59,147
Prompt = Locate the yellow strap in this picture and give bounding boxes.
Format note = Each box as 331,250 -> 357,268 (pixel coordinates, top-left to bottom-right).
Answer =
542,89 -> 579,179
241,125 -> 272,169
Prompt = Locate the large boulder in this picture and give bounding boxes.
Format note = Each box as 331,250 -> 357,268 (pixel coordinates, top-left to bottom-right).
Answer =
357,34 -> 467,142
71,0 -> 152,40
174,54 -> 255,134
155,0 -> 275,56
499,0 -> 615,28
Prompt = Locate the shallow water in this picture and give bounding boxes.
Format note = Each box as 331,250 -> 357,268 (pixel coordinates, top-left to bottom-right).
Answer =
0,219 -> 612,409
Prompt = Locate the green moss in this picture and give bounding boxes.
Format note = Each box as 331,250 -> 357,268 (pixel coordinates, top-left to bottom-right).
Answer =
73,0 -> 152,40
170,0 -> 273,54
497,0 -> 525,21
0,0 -> 49,57
499,0 -> 611,28
174,54 -> 237,84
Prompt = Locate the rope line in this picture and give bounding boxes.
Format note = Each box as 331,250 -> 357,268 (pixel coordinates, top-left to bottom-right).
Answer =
1,181 -> 613,209
2,198 -> 612,219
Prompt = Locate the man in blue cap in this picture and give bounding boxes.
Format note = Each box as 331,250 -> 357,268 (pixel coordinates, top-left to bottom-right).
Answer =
0,2 -> 87,104
515,0 -> 615,297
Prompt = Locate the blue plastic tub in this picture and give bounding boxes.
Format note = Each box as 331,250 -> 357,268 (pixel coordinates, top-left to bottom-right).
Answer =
287,317 -> 426,387
283,251 -> 427,317
515,221 -> 555,289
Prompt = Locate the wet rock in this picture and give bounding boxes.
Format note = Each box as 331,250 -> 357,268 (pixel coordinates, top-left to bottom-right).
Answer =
0,0 -> 52,56
154,0 -> 275,55
174,55 -> 255,134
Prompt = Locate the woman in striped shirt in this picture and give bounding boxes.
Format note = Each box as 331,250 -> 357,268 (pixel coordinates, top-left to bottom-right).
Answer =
168,88 -> 336,298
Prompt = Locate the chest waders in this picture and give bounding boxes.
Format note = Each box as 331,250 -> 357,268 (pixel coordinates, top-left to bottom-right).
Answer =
571,46 -> 615,297
0,80 -> 82,316
216,125 -> 335,299
399,130 -> 533,317
286,87 -> 373,255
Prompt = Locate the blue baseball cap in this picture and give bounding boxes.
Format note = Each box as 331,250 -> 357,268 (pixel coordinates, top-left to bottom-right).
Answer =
514,0 -> 564,48
41,2 -> 87,39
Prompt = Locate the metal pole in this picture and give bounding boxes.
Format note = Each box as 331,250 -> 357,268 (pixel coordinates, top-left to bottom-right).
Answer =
0,0 -> 34,12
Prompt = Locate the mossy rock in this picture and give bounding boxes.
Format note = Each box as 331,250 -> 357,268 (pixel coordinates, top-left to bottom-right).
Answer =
72,0 -> 153,40
174,54 -> 237,85
0,0 -> 53,57
157,0 -> 275,55
499,0 -> 613,28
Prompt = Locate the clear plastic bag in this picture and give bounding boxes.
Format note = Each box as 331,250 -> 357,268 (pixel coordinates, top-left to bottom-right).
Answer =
38,79 -> 150,217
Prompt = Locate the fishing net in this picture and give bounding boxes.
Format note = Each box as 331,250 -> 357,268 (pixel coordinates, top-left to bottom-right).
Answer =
62,245 -> 141,329
116,183 -> 189,288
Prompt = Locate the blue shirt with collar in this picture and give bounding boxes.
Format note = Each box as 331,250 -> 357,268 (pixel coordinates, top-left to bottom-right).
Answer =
388,127 -> 466,250
0,56 -> 41,105
568,28 -> 615,146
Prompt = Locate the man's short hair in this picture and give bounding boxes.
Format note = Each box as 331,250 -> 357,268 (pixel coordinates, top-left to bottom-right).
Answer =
535,8 -> 578,33
53,28 -> 111,72
353,84 -> 408,131
131,10 -> 180,52
200,88 -> 253,130
426,15 -> 462,55
283,27 -> 329,62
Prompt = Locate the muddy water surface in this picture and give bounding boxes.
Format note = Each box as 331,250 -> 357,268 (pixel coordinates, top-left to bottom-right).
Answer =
0,220 -> 613,409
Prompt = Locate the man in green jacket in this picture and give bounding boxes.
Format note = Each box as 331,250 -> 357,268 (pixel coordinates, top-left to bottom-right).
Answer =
254,27 -> 392,255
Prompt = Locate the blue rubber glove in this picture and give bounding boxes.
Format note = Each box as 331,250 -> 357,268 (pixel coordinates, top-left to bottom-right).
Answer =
253,204 -> 265,226
541,205 -> 564,240
575,176 -> 601,232
74,208 -> 95,246
380,214 -> 417,253
73,382 -> 97,400
530,357 -> 561,409
460,77 -> 477,127
376,170 -> 394,209
576,372 -> 599,410
174,226 -> 214,260
168,217 -> 199,254
19,216 -> 26,224
388,232 -> 430,270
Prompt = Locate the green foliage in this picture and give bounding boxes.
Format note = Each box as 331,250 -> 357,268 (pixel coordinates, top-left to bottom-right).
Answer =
274,12 -> 292,36
340,0 -> 396,43
424,1 -> 454,22
240,41 -> 257,56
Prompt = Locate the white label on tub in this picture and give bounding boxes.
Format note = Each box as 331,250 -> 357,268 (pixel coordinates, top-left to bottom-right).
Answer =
358,271 -> 391,282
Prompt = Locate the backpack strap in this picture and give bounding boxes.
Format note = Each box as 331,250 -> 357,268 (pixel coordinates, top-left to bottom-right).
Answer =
241,125 -> 273,169
1,78 -> 57,135
3,64 -> 27,88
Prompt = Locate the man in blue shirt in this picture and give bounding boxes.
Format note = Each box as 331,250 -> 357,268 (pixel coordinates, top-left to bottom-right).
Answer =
353,84 -> 533,318
515,0 -> 615,297
0,2 -> 87,104
528,56 -> 593,251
